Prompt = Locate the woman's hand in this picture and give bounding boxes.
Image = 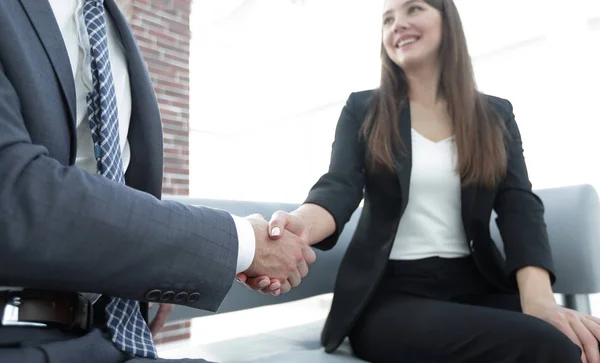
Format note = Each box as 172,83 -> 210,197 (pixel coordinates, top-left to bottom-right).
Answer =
522,297 -> 600,363
236,273 -> 281,295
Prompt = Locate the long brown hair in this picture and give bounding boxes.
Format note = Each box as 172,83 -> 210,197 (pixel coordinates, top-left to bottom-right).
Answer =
360,0 -> 507,188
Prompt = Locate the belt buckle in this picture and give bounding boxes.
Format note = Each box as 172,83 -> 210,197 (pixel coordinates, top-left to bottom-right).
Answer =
1,296 -> 47,328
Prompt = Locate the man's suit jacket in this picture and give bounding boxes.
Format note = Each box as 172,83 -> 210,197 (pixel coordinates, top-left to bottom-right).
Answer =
304,90 -> 555,353
0,0 -> 238,317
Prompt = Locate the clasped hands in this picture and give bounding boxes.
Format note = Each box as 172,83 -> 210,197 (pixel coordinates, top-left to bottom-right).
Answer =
149,211 -> 309,339
237,211 -> 313,296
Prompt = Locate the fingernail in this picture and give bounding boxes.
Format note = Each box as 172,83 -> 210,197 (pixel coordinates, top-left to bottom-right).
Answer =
236,278 -> 242,283
271,227 -> 281,236
270,283 -> 280,291
270,292 -> 277,296
258,280 -> 269,289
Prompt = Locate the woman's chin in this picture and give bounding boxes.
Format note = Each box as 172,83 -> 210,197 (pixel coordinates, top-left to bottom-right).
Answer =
395,57 -> 420,71
394,54 -> 435,73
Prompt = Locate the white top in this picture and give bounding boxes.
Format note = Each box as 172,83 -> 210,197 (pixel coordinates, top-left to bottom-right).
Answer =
389,129 -> 471,260
0,1 -> 255,293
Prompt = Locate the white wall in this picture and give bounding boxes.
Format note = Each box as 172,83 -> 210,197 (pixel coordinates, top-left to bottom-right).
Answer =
467,0 -> 600,191
188,0 -> 380,202
189,0 -> 600,202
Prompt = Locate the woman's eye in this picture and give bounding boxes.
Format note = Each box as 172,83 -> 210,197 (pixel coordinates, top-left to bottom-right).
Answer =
383,17 -> 394,25
408,6 -> 424,14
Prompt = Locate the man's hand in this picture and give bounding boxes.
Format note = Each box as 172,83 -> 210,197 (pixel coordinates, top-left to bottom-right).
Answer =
240,213 -> 315,295
237,211 -> 315,296
148,303 -> 174,337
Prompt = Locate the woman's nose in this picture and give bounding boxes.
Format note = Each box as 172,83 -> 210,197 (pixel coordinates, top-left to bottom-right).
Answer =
392,18 -> 410,33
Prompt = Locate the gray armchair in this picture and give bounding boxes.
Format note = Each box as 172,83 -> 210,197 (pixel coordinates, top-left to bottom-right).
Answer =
159,184 -> 600,362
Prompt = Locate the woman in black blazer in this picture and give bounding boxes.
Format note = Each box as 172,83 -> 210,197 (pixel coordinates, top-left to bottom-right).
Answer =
239,0 -> 600,361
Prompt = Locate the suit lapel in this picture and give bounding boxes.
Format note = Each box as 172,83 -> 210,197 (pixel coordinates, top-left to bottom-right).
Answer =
104,0 -> 140,63
395,103 -> 412,215
104,0 -> 165,198
19,0 -> 77,130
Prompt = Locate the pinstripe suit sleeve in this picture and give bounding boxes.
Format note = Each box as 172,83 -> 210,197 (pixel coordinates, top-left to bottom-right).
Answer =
0,62 -> 237,311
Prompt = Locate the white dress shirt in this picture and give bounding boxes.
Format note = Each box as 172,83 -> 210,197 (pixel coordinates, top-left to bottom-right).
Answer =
46,0 -> 256,274
389,129 -> 471,260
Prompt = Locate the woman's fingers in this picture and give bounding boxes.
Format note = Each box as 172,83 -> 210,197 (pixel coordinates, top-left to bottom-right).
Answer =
260,278 -> 281,295
241,275 -> 271,292
570,316 -> 599,363
585,315 -> 600,327
555,320 -> 585,362
268,211 -> 292,240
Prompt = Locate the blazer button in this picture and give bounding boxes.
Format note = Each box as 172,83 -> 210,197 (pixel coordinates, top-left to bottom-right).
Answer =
188,292 -> 201,303
469,240 -> 475,251
145,289 -> 162,301
161,291 -> 175,302
174,292 -> 188,303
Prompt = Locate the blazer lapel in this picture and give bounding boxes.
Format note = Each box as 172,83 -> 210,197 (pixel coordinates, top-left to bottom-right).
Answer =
395,103 -> 412,215
19,0 -> 77,131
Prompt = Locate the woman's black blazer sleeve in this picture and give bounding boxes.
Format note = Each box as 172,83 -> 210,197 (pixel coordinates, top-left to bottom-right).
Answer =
491,97 -> 556,285
304,92 -> 368,251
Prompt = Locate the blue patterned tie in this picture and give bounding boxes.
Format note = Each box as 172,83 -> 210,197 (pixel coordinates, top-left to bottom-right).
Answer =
83,0 -> 157,358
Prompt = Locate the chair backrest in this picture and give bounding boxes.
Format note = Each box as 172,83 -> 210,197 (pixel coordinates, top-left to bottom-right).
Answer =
489,184 -> 600,294
163,184 -> 600,321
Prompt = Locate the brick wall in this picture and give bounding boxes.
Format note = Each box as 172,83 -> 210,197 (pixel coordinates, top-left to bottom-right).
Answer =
116,0 -> 191,196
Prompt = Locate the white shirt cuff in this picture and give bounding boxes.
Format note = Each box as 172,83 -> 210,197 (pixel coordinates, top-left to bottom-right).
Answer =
231,215 -> 256,274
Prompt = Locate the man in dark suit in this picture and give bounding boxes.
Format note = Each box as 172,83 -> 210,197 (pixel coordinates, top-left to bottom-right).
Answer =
0,1 -> 314,362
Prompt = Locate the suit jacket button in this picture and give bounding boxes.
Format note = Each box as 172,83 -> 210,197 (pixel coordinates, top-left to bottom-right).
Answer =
469,240 -> 475,251
145,289 -> 162,301
188,292 -> 201,303
174,292 -> 188,303
161,291 -> 175,302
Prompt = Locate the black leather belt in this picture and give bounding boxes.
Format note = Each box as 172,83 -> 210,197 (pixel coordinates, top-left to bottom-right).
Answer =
0,290 -> 93,332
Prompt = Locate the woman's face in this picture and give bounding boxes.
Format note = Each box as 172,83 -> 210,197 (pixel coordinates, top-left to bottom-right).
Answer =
382,0 -> 443,71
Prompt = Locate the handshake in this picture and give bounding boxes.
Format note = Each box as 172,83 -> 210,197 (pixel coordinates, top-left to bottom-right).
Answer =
237,211 -> 316,296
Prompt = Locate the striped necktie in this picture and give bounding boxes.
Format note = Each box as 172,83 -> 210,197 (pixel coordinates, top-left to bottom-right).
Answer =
83,0 -> 157,357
